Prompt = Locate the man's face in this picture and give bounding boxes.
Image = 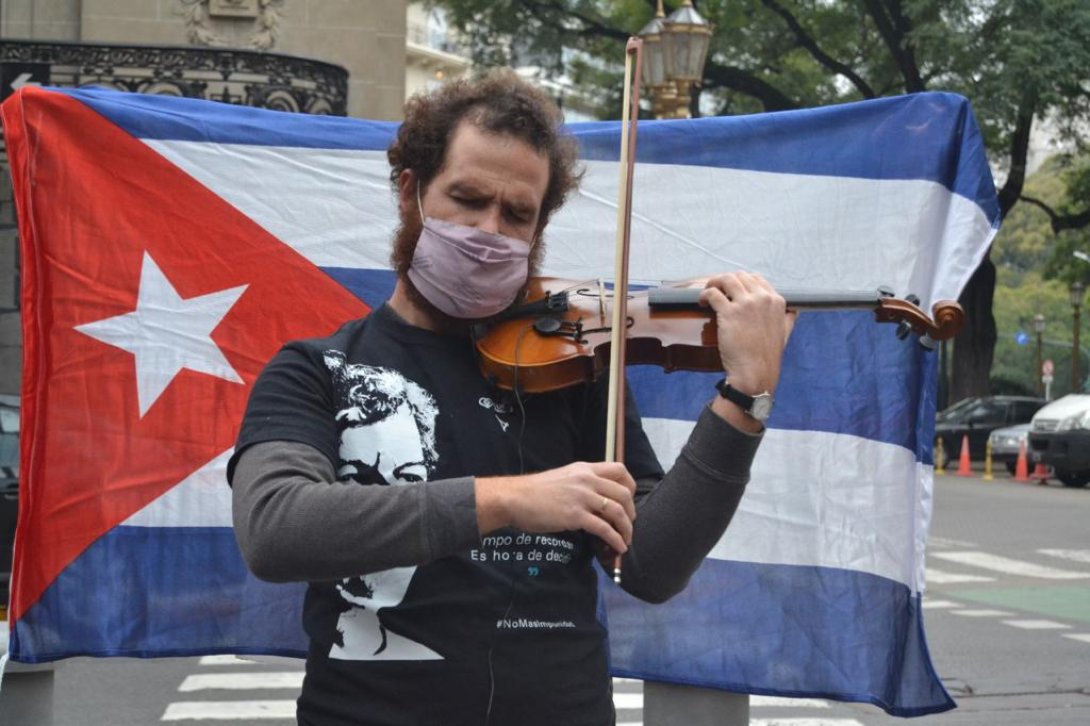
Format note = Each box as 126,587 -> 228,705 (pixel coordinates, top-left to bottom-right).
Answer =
401,121 -> 551,244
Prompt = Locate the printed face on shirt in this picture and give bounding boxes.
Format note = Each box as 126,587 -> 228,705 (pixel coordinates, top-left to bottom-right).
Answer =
324,351 -> 439,487
338,399 -> 428,486
322,351 -> 444,661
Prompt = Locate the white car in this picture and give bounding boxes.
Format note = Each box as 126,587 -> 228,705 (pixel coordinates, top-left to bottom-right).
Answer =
1027,393 -> 1090,487
987,422 -> 1030,474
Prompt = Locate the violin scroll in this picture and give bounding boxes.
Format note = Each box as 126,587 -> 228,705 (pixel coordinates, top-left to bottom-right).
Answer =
874,297 -> 965,347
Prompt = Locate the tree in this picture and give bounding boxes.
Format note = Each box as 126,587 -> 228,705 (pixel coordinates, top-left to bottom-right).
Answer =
436,0 -> 1090,400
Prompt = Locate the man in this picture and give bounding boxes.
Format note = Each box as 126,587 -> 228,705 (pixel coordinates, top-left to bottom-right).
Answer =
229,70 -> 793,725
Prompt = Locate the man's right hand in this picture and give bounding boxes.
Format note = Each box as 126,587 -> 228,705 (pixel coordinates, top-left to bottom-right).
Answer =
475,462 -> 637,556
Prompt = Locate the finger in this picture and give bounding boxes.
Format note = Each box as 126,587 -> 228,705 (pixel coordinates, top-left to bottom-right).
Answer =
587,461 -> 637,495
580,511 -> 628,554
595,480 -> 637,521
589,491 -> 634,546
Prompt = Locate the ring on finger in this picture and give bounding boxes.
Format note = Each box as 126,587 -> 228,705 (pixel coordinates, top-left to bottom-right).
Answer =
599,496 -> 609,512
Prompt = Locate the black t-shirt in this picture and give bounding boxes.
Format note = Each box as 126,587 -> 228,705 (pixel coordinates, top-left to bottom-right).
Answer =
232,304 -> 663,726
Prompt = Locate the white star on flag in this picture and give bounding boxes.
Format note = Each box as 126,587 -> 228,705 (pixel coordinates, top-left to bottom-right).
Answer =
76,252 -> 248,417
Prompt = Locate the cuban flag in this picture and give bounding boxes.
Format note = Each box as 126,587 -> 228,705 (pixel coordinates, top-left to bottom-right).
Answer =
1,85 -> 996,716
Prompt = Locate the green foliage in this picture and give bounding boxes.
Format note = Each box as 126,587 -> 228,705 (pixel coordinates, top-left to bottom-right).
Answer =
992,155 -> 1090,395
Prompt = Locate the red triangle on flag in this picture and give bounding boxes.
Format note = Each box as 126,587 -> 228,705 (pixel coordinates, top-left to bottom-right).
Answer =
3,87 -> 369,622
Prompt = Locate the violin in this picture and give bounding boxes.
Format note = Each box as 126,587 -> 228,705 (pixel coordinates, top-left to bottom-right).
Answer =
474,276 -> 965,394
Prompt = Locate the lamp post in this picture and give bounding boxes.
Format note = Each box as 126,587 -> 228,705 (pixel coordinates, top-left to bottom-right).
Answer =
1034,313 -> 1046,395
1073,281 -> 1085,392
639,0 -> 712,119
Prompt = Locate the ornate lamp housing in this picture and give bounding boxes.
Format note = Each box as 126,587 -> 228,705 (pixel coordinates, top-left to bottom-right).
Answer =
1071,280 -> 1086,307
638,2 -> 671,88
661,0 -> 713,84
1034,313 -> 1046,334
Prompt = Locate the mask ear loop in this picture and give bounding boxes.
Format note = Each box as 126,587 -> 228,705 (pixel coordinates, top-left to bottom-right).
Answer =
415,179 -> 426,225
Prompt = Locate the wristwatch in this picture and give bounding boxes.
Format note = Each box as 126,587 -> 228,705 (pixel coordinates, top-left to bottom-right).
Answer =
715,379 -> 774,422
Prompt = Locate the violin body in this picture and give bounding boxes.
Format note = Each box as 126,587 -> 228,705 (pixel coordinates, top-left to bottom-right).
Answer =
476,278 -> 722,393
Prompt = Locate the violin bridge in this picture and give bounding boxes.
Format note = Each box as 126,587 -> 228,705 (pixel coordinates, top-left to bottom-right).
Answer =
596,278 -> 606,317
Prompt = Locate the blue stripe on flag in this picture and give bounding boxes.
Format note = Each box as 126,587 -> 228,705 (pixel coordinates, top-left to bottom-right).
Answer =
61,87 -> 397,150
10,527 -> 307,662
600,560 -> 955,717
322,267 -> 397,308
573,93 -> 998,222
629,311 -> 939,462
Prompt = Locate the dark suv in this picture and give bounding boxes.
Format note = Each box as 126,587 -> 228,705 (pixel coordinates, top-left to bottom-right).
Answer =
934,395 -> 1046,468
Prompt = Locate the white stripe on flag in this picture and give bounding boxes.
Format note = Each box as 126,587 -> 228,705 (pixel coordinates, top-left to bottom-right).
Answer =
643,419 -> 923,589
147,143 -> 991,305
124,449 -> 233,527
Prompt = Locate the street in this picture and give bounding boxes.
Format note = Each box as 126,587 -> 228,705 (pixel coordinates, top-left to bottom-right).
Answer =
7,469 -> 1089,725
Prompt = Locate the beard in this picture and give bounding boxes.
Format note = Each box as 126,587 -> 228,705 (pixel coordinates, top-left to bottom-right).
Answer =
389,210 -> 548,333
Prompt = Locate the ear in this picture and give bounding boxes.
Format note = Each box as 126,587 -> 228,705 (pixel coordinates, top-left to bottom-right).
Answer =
397,169 -> 418,219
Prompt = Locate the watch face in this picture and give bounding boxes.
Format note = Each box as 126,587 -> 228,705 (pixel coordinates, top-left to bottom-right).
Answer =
751,394 -> 773,421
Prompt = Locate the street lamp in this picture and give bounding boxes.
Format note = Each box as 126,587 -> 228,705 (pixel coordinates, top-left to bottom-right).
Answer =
637,2 -> 677,119
1034,313 -> 1046,395
639,0 -> 713,119
1071,281 -> 1085,392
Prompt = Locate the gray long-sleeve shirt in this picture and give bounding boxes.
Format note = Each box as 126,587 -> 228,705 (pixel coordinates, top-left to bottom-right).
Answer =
232,404 -> 760,604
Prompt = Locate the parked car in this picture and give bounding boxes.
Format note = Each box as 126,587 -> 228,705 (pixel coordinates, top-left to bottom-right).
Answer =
1028,393 -> 1090,488
987,423 -> 1031,474
934,395 -> 1046,468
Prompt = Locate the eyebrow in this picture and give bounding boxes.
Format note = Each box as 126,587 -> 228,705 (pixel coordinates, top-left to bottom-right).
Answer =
448,181 -> 539,219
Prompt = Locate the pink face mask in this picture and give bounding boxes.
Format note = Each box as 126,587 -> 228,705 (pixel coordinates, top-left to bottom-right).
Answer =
407,190 -> 532,319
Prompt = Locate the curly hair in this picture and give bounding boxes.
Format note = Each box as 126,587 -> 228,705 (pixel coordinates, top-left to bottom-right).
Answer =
387,69 -> 582,234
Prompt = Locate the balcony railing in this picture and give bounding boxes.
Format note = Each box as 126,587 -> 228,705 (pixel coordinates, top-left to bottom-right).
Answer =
1,39 -> 348,115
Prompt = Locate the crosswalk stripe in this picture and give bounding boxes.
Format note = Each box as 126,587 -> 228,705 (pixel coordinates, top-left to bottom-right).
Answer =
178,672 -> 304,692
613,692 -> 643,709
1062,634 -> 1090,644
750,720 -> 864,725
198,655 -> 256,667
750,696 -> 830,708
925,567 -> 994,584
922,599 -> 962,609
1002,619 -> 1071,630
1038,549 -> 1090,565
951,609 -> 1012,617
162,700 -> 296,720
931,551 -> 1090,579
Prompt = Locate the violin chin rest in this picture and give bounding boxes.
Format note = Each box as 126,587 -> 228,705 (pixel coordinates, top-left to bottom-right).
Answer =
533,317 -> 564,335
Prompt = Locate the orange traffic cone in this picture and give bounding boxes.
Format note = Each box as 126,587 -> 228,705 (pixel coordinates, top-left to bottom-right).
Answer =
956,434 -> 973,476
1031,459 -> 1051,484
1013,441 -> 1030,482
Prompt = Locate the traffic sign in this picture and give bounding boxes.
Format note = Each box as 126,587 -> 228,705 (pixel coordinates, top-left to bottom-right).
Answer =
1,62 -> 50,102
1043,359 -> 1054,376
